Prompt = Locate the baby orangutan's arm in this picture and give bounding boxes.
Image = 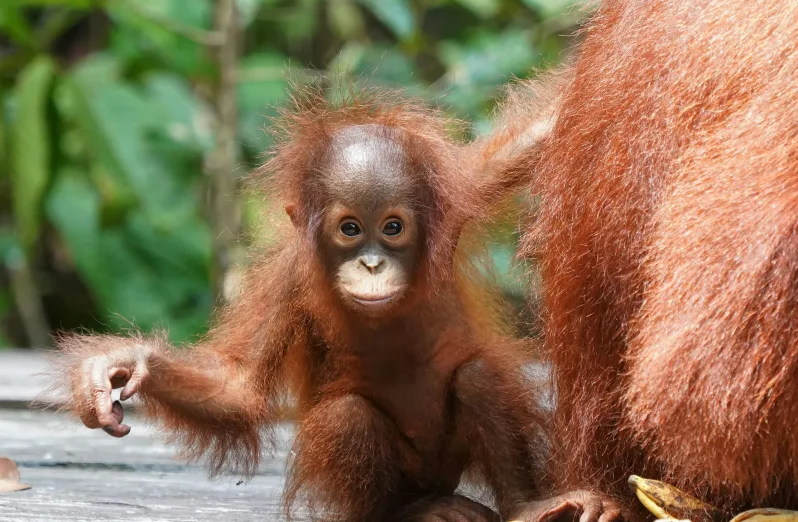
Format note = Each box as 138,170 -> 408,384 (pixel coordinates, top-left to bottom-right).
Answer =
62,335 -> 264,438
45,256 -> 298,476
52,331 -> 274,476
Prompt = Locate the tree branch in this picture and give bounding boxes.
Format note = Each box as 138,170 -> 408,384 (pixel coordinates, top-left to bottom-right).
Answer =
7,247 -> 50,348
206,0 -> 241,305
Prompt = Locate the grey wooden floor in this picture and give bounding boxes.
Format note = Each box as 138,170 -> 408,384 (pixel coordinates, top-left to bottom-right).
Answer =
0,409 -> 294,521
0,350 -> 293,521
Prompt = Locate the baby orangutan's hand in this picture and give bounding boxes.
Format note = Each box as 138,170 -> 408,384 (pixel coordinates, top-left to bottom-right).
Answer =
68,339 -> 155,437
510,491 -> 625,522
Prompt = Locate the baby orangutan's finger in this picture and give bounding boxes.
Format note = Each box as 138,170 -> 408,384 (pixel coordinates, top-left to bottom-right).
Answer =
101,401 -> 130,437
579,498 -> 602,522
538,500 -> 583,522
120,360 -> 149,401
88,361 -> 130,437
108,367 -> 131,389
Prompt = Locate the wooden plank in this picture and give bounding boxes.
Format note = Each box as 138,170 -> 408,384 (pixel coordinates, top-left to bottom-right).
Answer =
0,409 -> 298,521
0,350 -> 52,407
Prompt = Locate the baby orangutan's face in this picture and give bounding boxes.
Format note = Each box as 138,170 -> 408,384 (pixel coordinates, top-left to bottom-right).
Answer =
314,127 -> 423,317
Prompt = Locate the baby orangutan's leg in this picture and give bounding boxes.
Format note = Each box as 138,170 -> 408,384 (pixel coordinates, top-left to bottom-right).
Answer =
398,494 -> 500,522
284,395 -> 406,521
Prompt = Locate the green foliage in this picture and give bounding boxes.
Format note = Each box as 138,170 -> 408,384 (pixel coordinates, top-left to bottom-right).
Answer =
237,52 -> 288,150
0,93 -> 7,180
357,0 -> 415,40
108,0 -> 213,76
44,55 -> 214,341
522,0 -> 576,17
11,56 -> 54,253
0,0 -> 584,346
0,7 -> 36,47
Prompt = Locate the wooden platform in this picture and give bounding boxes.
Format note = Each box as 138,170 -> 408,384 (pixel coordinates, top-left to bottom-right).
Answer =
0,407 -> 294,521
0,350 -> 293,521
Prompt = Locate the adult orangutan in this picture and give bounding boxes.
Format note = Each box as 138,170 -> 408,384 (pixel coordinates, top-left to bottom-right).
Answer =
469,0 -> 798,520
46,88 -> 548,522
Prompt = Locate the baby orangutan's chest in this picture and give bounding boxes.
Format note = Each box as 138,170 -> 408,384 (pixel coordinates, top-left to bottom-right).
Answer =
363,364 -> 469,489
311,329 -> 473,462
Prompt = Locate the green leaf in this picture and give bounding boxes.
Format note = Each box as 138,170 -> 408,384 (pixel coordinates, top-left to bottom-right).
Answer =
63,52 -> 122,86
331,44 -> 420,91
11,56 -> 55,253
67,56 -> 212,218
328,0 -> 364,39
237,0 -> 275,27
47,171 -> 212,342
281,0 -> 320,44
52,62 -> 137,217
108,0 -> 213,76
0,93 -> 7,181
327,41 -> 365,77
145,73 -> 215,152
45,172 -> 101,269
2,0 -> 92,6
68,59 -> 193,216
488,243 -> 528,296
454,0 -> 500,19
0,7 -> 35,47
439,30 -> 541,118
522,0 -> 584,18
66,76 -> 146,206
237,52 -> 288,150
0,229 -> 18,267
437,30 -> 540,117
439,30 -> 538,86
50,55 -> 213,342
356,0 -> 415,40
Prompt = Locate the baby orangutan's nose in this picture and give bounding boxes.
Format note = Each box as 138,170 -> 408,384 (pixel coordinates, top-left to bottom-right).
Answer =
359,254 -> 385,274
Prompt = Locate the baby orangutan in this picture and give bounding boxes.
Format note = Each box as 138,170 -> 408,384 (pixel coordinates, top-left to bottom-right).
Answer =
49,90 -> 544,522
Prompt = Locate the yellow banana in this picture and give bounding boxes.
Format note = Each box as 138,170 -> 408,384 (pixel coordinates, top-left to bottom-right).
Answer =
628,475 -> 721,522
729,510 -> 798,522
629,476 -> 798,522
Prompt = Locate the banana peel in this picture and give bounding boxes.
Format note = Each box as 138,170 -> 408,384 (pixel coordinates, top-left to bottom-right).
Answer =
629,475 -> 798,522
628,475 -> 720,522
729,510 -> 798,522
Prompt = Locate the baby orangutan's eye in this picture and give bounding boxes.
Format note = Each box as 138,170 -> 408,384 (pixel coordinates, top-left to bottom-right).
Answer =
341,222 -> 362,237
382,221 -> 403,236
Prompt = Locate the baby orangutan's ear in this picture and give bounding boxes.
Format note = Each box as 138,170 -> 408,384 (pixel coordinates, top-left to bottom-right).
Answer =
285,204 -> 297,227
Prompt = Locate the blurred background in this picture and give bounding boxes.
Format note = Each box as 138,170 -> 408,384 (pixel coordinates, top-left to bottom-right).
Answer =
0,0 -> 588,349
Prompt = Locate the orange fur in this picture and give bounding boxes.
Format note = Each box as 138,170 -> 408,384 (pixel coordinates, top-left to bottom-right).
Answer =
483,0 -> 798,514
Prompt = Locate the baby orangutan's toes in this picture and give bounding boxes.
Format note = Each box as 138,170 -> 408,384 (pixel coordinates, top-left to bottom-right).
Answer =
537,499 -> 584,522
511,491 -> 625,522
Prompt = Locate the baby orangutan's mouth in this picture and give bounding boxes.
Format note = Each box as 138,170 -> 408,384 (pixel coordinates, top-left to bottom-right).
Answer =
350,294 -> 395,306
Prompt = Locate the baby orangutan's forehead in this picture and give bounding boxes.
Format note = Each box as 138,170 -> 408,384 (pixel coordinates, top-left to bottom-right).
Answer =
323,126 -> 419,210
